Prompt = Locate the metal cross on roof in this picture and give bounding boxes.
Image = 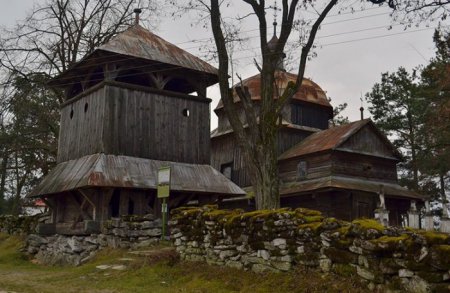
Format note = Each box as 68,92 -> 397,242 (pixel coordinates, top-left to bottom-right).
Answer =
269,1 -> 281,37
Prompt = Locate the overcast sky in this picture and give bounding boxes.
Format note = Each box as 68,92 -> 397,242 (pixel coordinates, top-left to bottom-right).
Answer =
0,0 -> 444,128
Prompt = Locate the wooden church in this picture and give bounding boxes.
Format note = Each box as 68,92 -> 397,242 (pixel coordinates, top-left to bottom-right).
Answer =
211,34 -> 422,227
28,11 -> 244,235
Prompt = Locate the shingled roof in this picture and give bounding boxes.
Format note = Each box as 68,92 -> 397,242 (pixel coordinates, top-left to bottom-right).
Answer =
279,119 -> 400,160
280,176 -> 422,200
28,154 -> 245,198
98,24 -> 218,75
50,24 -> 218,87
215,71 -> 332,110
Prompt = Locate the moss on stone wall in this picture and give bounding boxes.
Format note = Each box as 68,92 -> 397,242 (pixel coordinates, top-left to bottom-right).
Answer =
0,215 -> 39,235
170,205 -> 450,292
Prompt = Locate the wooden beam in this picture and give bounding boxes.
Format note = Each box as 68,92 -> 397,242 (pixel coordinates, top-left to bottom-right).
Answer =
41,197 -> 56,224
70,192 -> 92,221
78,189 -> 97,221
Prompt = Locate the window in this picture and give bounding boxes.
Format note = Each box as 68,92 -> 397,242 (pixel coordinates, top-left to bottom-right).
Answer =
297,161 -> 307,180
220,162 -> 233,180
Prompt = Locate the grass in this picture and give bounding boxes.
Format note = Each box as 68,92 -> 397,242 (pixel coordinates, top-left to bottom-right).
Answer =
0,233 -> 370,293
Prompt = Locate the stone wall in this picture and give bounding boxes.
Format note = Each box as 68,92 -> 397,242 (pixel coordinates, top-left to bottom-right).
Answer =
0,215 -> 39,235
26,214 -> 162,265
170,206 -> 450,293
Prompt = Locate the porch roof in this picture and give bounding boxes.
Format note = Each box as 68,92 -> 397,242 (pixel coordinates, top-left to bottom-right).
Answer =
28,154 -> 245,198
280,176 -> 423,200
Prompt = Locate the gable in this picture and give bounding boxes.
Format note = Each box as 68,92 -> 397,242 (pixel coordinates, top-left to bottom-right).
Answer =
337,124 -> 398,160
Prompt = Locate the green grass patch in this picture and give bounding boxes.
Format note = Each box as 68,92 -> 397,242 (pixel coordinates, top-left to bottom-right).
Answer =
0,233 -> 371,293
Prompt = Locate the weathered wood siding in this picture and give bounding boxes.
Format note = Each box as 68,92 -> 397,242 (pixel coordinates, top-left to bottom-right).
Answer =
58,88 -> 107,163
277,129 -> 310,156
338,125 -> 395,159
290,102 -> 330,130
332,152 -> 398,183
103,85 -> 210,164
210,134 -> 252,187
279,153 -> 333,184
58,84 -> 210,164
211,128 -> 311,187
281,191 -> 354,220
279,151 -> 398,184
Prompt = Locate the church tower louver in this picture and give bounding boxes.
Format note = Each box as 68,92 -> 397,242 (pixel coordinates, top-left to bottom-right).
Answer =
28,10 -> 244,235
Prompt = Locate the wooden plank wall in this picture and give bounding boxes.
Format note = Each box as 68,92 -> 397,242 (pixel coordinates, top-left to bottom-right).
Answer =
279,153 -> 333,184
58,85 -> 210,164
58,88 -> 106,163
277,129 -> 310,155
290,103 -> 330,130
339,126 -> 395,159
103,85 -> 210,164
332,152 -> 398,183
210,135 -> 252,187
211,128 -> 310,187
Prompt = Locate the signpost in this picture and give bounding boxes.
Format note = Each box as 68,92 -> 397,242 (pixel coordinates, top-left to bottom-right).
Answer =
157,166 -> 171,240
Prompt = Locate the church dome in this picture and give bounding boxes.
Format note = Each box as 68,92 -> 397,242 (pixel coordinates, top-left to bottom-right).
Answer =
215,71 -> 332,110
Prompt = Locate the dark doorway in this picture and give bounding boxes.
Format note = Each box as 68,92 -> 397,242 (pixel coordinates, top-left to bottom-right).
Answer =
109,189 -> 121,217
357,201 -> 370,218
128,199 -> 135,215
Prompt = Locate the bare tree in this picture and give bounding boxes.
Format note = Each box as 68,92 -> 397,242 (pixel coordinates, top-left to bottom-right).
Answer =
0,0 -> 159,214
368,0 -> 450,21
0,0 -> 158,102
192,0 -> 337,209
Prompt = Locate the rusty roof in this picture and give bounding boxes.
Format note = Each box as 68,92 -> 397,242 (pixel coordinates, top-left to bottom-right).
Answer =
51,24 -> 218,86
99,24 -> 218,75
279,119 -> 399,160
28,154 -> 245,198
215,71 -> 332,110
280,176 -> 423,200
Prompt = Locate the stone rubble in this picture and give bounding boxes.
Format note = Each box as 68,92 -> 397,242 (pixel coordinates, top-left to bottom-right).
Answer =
25,214 -> 162,266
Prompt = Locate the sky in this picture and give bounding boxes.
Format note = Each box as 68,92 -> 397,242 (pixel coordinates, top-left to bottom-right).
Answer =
0,0 -> 445,128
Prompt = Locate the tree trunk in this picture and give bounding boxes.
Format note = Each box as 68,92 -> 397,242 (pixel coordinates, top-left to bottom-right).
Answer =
440,173 -> 448,217
253,144 -> 280,210
407,111 -> 419,190
0,151 -> 7,214
208,0 -> 338,210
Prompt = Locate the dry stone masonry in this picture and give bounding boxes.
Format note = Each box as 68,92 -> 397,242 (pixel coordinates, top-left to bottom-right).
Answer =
26,214 -> 162,265
0,215 -> 39,235
170,206 -> 450,293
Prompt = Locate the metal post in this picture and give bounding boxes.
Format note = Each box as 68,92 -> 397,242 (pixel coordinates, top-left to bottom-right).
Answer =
161,198 -> 167,240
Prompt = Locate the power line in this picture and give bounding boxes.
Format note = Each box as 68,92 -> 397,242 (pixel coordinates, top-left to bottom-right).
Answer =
47,26 -> 437,89
173,7 -> 389,47
321,27 -> 434,47
230,27 -> 436,62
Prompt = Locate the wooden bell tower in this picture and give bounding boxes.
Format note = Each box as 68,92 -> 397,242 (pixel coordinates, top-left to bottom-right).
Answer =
51,9 -> 217,165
